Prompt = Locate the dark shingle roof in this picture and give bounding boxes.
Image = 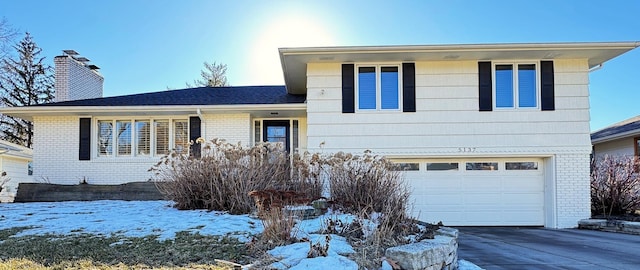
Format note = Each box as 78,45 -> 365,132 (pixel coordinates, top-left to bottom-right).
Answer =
36,86 -> 305,107
591,116 -> 640,141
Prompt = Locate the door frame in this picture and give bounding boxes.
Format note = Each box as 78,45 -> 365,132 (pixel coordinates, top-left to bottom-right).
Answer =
262,120 -> 291,152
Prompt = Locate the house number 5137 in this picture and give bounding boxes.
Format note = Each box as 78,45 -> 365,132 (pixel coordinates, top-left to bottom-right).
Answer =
458,147 -> 476,153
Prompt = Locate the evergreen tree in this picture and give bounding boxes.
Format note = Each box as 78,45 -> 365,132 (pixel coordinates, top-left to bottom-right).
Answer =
187,61 -> 229,87
0,32 -> 55,148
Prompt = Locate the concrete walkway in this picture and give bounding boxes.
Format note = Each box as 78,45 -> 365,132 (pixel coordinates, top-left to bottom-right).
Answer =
457,227 -> 640,270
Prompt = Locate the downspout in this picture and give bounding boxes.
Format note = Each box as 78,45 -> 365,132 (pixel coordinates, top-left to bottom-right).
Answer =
196,108 -> 205,140
588,64 -> 603,73
196,108 -> 204,120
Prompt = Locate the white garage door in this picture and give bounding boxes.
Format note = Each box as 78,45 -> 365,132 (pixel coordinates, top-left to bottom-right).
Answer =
399,158 -> 544,226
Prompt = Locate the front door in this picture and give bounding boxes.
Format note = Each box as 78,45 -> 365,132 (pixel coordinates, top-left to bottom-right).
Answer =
263,120 -> 290,152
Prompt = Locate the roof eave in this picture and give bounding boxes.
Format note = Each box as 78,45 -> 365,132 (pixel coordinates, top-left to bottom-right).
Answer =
0,103 -> 307,121
592,129 -> 640,144
280,41 -> 640,95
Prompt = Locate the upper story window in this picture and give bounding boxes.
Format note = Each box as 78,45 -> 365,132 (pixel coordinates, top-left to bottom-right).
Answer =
357,65 -> 400,110
494,62 -> 538,109
97,118 -> 189,157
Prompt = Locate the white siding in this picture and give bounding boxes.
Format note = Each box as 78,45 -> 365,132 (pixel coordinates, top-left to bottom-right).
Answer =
306,59 -> 592,228
0,156 -> 33,202
593,138 -> 635,158
306,60 -> 592,156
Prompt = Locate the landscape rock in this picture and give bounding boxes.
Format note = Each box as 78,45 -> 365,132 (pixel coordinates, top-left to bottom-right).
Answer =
385,228 -> 458,270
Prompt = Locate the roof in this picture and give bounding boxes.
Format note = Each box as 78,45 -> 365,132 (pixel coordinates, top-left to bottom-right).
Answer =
0,140 -> 32,160
591,115 -> 640,143
280,41 -> 640,94
1,86 -> 307,120
37,85 -> 304,106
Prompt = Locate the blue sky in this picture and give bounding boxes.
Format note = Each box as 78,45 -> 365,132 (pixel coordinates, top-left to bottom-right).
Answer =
1,0 -> 639,131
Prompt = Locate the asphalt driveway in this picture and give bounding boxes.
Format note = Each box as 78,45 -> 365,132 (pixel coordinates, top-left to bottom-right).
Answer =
457,227 -> 640,270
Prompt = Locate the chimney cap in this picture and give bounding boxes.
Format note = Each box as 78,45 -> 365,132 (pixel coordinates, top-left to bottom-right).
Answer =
87,64 -> 100,70
62,50 -> 79,55
73,56 -> 90,62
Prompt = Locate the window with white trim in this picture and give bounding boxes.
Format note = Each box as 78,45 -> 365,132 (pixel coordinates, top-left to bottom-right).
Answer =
494,62 -> 538,109
357,65 -> 401,110
97,118 -> 188,157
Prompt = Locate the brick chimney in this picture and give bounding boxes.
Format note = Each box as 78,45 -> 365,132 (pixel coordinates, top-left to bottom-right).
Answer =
54,50 -> 104,102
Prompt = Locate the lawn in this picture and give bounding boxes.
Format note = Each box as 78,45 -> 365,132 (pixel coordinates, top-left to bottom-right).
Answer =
0,200 -> 481,269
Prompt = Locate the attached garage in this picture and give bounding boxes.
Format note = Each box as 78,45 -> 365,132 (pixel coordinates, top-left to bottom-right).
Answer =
398,158 -> 545,226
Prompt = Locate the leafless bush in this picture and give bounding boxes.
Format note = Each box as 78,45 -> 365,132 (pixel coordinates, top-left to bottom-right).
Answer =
150,139 -> 323,214
256,208 -> 298,250
591,155 -> 640,216
0,171 -> 8,192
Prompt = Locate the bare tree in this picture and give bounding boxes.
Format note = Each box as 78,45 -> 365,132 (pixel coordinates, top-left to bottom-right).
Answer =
187,61 -> 229,87
0,33 -> 55,148
0,17 -> 18,61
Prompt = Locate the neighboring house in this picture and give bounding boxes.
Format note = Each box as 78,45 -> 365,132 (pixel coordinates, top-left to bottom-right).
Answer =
1,42 -> 638,228
591,115 -> 640,158
0,140 -> 33,203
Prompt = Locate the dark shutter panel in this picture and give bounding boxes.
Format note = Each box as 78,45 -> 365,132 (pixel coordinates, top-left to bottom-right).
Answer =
478,61 -> 493,111
541,61 -> 555,111
402,63 -> 416,112
79,118 -> 91,160
342,64 -> 355,113
189,116 -> 201,158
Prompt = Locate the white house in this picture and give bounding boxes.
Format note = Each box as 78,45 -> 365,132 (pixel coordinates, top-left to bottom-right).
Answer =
0,140 -> 33,202
591,115 -> 640,158
2,42 -> 638,228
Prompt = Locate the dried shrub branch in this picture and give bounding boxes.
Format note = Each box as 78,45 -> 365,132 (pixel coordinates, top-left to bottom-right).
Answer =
591,155 -> 640,217
150,139 -> 323,214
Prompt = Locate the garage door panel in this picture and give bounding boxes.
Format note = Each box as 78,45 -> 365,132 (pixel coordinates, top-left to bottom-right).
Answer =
403,158 -> 544,226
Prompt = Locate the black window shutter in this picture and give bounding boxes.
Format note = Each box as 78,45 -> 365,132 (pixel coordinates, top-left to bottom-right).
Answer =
478,61 -> 493,111
402,63 -> 416,112
541,61 -> 555,111
189,116 -> 201,158
342,64 -> 355,113
79,118 -> 91,160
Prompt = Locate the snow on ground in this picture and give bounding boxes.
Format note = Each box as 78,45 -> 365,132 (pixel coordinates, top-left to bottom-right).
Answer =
0,200 -> 483,269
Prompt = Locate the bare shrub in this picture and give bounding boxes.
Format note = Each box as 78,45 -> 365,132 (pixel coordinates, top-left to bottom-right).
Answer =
591,155 -> 640,216
0,171 -> 8,193
150,139 -> 323,214
256,208 -> 298,249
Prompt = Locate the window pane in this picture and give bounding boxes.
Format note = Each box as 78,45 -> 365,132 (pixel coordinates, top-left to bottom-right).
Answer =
135,120 -> 150,156
358,67 -> 376,109
116,120 -> 132,156
518,64 -> 537,107
254,120 -> 261,145
381,66 -> 399,109
495,65 -> 514,108
466,162 -> 498,171
391,163 -> 419,171
506,162 -> 538,170
174,120 -> 189,154
266,126 -> 287,149
427,163 -> 459,171
155,120 -> 169,156
636,138 -> 640,157
98,121 -> 113,156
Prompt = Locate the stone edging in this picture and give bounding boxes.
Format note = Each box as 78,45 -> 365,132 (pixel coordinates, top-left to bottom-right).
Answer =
385,227 -> 458,270
578,219 -> 640,235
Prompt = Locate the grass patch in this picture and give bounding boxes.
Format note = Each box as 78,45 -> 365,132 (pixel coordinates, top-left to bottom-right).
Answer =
0,258 -> 235,269
0,229 -> 250,268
